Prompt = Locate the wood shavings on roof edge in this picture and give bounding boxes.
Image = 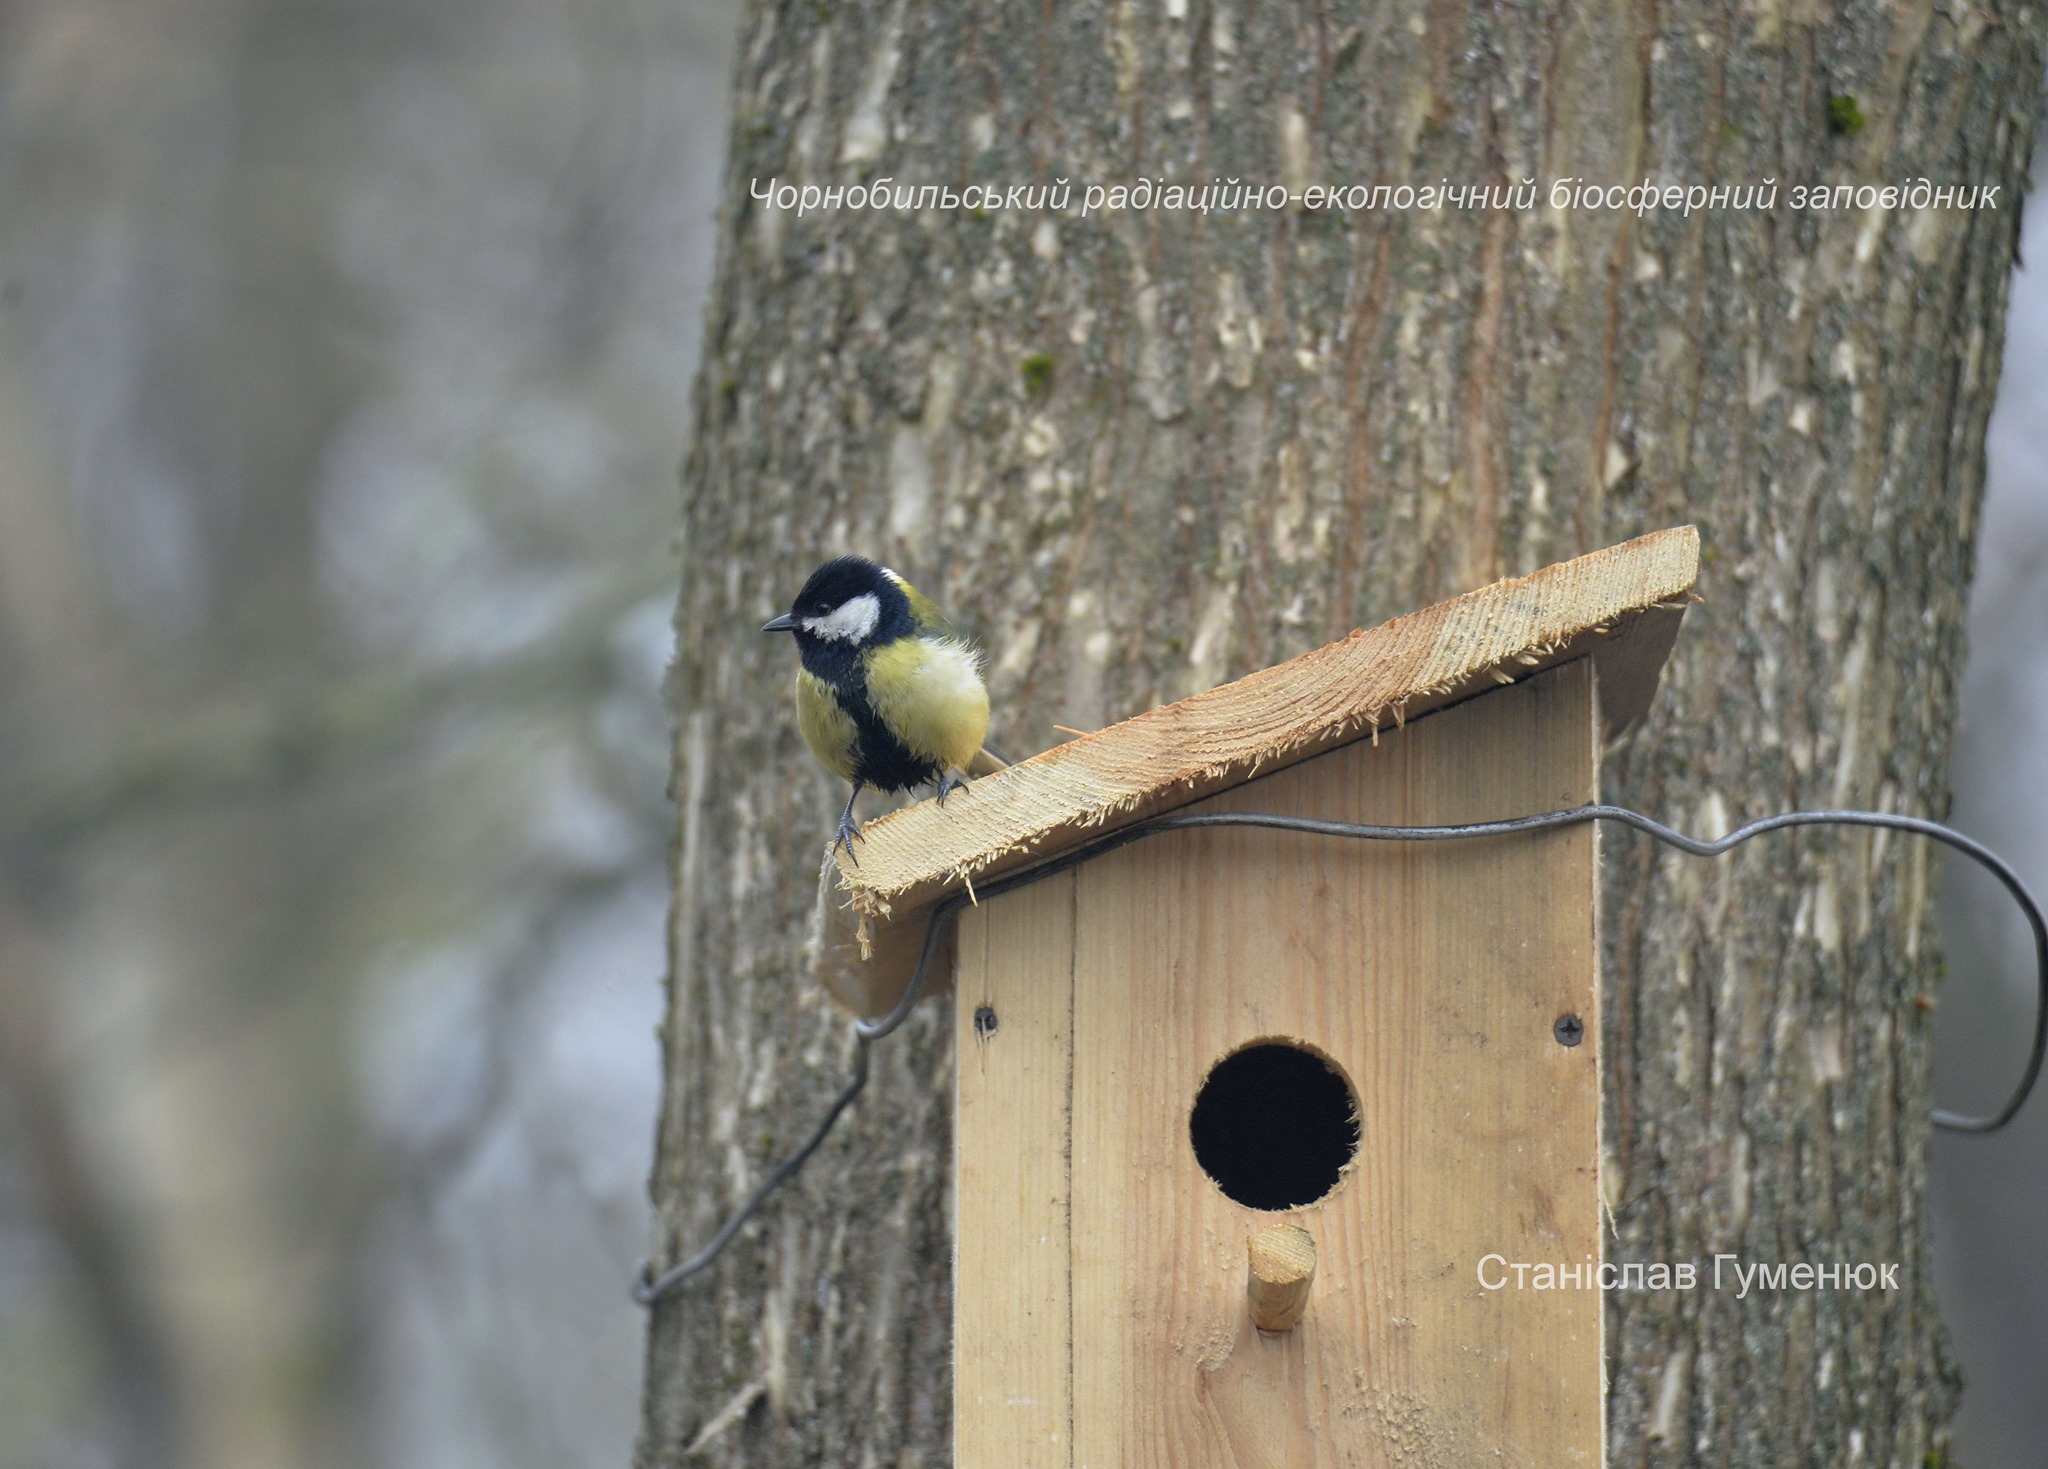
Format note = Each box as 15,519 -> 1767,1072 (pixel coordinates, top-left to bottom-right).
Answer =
833,526 -> 1700,945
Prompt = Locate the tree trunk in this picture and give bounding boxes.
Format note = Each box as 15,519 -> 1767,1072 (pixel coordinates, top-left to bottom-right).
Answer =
639,0 -> 2045,1462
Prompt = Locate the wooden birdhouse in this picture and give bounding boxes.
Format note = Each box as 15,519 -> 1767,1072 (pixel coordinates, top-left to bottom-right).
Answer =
824,527 -> 1699,1468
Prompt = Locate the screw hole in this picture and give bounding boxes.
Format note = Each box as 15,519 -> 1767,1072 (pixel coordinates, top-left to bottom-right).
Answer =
973,1005 -> 998,1039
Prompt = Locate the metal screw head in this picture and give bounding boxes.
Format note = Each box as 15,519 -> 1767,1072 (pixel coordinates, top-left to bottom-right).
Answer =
973,1005 -> 999,1040
1553,1014 -> 1585,1048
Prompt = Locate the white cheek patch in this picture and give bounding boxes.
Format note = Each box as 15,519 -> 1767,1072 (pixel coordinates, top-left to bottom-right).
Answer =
803,592 -> 881,643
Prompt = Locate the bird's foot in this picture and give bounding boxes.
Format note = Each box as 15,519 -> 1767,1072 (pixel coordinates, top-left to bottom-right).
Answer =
831,809 -> 865,866
934,770 -> 969,807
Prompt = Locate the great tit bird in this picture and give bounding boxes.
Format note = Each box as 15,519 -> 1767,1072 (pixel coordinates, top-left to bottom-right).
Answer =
763,556 -> 993,859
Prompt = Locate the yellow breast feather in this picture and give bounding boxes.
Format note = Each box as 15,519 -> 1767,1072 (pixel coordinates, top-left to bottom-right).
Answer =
862,635 -> 990,774
795,669 -> 861,782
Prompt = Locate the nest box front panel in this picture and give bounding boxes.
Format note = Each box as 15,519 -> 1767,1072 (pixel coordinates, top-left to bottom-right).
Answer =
956,659 -> 1602,1468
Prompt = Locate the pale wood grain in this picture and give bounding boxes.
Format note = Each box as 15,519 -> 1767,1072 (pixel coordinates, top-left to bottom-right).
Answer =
953,659 -> 1601,1467
954,870 -> 1077,1469
823,528 -> 1692,1019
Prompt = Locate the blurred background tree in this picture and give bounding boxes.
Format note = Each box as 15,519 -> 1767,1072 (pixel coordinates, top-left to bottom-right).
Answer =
0,0 -> 2044,1467
0,1 -> 738,1466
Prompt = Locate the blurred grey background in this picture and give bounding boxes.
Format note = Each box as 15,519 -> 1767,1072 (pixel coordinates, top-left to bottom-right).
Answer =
1929,155 -> 2048,1468
0,2 -> 2039,1466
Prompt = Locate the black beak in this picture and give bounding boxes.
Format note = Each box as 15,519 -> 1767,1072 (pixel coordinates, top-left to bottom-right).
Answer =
761,612 -> 797,633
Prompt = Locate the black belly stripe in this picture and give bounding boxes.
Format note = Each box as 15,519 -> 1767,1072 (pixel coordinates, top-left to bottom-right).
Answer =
841,680 -> 941,792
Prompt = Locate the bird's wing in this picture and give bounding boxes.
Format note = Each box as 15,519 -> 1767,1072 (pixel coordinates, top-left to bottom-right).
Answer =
884,569 -> 963,641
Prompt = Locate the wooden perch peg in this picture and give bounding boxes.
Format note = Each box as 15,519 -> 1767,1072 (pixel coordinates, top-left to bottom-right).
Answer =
1246,1223 -> 1317,1332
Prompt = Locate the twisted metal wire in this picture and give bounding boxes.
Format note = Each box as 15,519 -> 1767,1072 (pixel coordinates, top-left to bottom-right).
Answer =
633,802 -> 2047,1305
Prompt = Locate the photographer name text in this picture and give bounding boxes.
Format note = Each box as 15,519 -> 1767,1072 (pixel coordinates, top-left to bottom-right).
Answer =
1477,1254 -> 1900,1298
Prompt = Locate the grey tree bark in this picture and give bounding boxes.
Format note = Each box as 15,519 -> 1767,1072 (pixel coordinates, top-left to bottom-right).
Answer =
639,0 -> 2046,1462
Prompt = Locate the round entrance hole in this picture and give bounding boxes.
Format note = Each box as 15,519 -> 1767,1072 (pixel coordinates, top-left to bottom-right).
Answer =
1188,1041 -> 1361,1211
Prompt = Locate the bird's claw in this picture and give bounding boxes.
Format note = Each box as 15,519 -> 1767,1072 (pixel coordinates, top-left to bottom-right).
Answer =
832,811 -> 865,866
934,771 -> 968,807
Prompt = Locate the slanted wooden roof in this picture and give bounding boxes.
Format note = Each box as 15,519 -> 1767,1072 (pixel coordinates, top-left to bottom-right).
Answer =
819,526 -> 1698,1015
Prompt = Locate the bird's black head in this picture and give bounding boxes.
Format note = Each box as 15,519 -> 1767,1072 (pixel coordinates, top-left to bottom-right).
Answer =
762,556 -> 913,657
